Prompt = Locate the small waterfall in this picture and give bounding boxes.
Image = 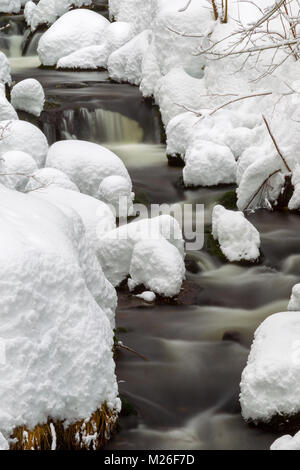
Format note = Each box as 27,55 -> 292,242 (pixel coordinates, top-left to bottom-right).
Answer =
0,34 -> 23,57
59,108 -> 144,144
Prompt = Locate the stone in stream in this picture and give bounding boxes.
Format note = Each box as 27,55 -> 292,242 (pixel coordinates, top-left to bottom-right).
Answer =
240,311 -> 300,432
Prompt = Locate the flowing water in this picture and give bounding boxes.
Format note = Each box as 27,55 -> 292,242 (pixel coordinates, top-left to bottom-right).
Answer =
5,19 -> 300,450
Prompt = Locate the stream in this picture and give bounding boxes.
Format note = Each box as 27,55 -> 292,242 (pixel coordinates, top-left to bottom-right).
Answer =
4,11 -> 300,450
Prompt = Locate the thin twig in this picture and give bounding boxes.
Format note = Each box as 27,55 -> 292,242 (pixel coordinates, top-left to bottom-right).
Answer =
262,114 -> 291,172
116,342 -> 148,361
244,169 -> 282,210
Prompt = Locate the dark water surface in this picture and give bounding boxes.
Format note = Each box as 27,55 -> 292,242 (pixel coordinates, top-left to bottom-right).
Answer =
6,22 -> 300,450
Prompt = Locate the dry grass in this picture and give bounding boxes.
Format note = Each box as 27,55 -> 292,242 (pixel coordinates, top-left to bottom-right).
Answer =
10,404 -> 117,450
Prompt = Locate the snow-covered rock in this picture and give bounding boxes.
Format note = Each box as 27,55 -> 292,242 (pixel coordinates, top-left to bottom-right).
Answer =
212,205 -> 261,262
0,151 -> 37,191
0,120 -> 48,168
108,30 -> 152,86
240,311 -> 300,424
98,175 -> 134,217
57,21 -> 135,70
97,215 -> 185,291
0,0 -> 21,13
289,165 -> 300,210
183,140 -> 237,187
135,291 -> 156,303
46,140 -> 133,213
0,52 -> 11,86
25,167 -> 79,193
0,84 -> 18,121
129,238 -> 185,297
271,431 -> 300,450
11,79 -> 45,117
38,9 -> 109,66
25,0 -> 92,31
0,185 -> 119,441
288,284 -> 300,311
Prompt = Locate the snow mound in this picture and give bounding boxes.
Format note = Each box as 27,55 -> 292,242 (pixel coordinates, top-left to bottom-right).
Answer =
38,9 -> 109,66
108,30 -> 152,86
0,151 -> 37,191
25,167 -> 79,193
46,140 -> 133,213
98,175 -> 134,217
0,52 -> 11,86
129,238 -> 185,297
25,0 -> 92,31
11,79 -> 45,117
183,140 -> 237,187
240,311 -> 300,423
0,0 -> 21,13
212,205 -> 261,262
288,284 -> 300,311
57,21 -> 134,70
0,120 -> 48,168
97,215 -> 185,292
289,165 -> 300,210
135,291 -> 156,303
0,185 -> 119,439
0,84 -> 18,121
271,431 -> 300,450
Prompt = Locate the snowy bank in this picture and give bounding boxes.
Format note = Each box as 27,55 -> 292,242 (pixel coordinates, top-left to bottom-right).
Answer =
0,185 -> 119,448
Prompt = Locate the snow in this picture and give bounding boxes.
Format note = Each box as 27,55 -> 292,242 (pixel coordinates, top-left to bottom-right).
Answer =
288,284 -> 300,311
183,140 -> 237,187
0,121 -> 48,168
0,151 -> 37,191
25,0 -> 93,31
135,291 -> 156,303
271,431 -> 300,450
11,79 -> 45,117
108,30 -> 152,86
0,52 -> 11,86
46,140 -> 133,213
38,9 -> 109,66
0,185 -> 119,440
289,165 -> 300,210
0,84 -> 18,121
129,238 -> 185,297
0,0 -> 21,13
98,175 -> 134,217
97,214 -> 185,292
212,205 -> 261,262
0,432 -> 8,451
57,22 -> 135,70
240,311 -> 300,423
25,167 -> 80,193
108,0 -> 158,34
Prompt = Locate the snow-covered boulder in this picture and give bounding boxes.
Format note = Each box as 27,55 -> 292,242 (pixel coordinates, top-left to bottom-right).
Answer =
57,21 -> 135,70
25,0 -> 92,31
0,185 -> 119,445
271,431 -> 300,450
31,186 -> 117,273
0,84 -> 18,121
0,151 -> 37,191
240,311 -> 300,424
0,0 -> 21,13
0,120 -> 48,167
46,140 -> 133,213
11,79 -> 45,117
97,215 -> 185,290
212,205 -> 261,262
0,52 -> 11,86
25,167 -> 79,193
183,140 -> 237,187
38,9 -> 109,66
129,238 -> 185,297
98,175 -> 134,217
288,284 -> 300,311
108,30 -> 152,86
